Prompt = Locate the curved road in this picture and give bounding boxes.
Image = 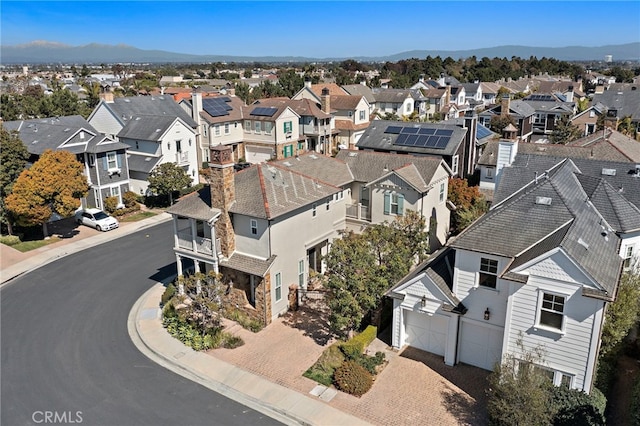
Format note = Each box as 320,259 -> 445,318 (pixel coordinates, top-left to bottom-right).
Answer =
1,222 -> 282,426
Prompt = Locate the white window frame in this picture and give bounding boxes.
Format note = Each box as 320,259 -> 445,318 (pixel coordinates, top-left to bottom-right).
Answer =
359,110 -> 365,120
88,154 -> 95,167
486,167 -> 493,179
535,290 -> 567,333
244,120 -> 251,132
106,151 -> 118,170
275,272 -> 282,301
390,193 -> 400,215
265,122 -> 273,134
623,245 -> 634,270
439,182 -> 445,203
478,257 -> 498,289
224,123 -> 230,134
214,124 -> 220,136
452,155 -> 459,176
254,121 -> 261,133
250,219 -> 257,236
298,259 -> 305,287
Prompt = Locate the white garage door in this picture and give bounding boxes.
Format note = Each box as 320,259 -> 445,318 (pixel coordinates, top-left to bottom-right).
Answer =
458,321 -> 503,371
404,310 -> 448,357
244,145 -> 272,164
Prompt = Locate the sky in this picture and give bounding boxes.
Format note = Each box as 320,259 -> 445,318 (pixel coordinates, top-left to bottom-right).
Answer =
1,1 -> 639,58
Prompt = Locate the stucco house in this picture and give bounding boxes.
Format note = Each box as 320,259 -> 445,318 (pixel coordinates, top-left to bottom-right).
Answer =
388,158 -> 627,393
88,94 -> 199,194
3,115 -> 130,211
166,145 -> 346,326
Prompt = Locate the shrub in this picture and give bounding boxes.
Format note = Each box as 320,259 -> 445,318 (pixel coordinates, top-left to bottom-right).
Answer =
549,386 -> 606,425
631,376 -> 640,426
333,360 -> 373,397
340,325 -> 377,359
0,235 -> 21,246
161,283 -> 176,306
103,196 -> 119,213
222,333 -> 244,349
180,183 -> 205,196
303,343 -> 345,386
122,191 -> 139,208
225,308 -> 264,332
353,351 -> 386,375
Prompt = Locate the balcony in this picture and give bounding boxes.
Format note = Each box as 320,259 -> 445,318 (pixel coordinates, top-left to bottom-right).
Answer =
346,203 -> 371,221
176,151 -> 189,165
177,231 -> 221,257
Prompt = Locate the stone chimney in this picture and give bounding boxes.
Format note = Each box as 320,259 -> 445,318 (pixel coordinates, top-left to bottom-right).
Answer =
209,145 -> 236,257
321,87 -> 331,114
445,83 -> 451,105
501,94 -> 511,117
100,92 -> 114,103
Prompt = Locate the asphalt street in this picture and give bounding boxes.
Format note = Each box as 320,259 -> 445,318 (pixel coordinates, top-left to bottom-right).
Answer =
1,221 -> 282,426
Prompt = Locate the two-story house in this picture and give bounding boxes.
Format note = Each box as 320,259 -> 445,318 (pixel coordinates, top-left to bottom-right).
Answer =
478,95 -> 535,142
166,145 -> 346,326
88,94 -> 199,194
521,93 -> 576,136
3,115 -> 130,211
388,158 -> 626,393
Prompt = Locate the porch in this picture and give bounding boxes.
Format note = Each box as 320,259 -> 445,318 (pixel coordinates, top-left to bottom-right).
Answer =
346,203 -> 371,221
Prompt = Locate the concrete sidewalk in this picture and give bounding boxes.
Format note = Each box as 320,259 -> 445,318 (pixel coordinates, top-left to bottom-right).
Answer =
129,283 -> 372,426
0,212 -> 172,285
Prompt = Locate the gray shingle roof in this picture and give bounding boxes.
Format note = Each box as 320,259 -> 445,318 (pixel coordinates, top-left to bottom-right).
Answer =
220,253 -> 276,277
451,159 -> 623,297
166,187 -> 221,222
230,163 -> 341,220
592,86 -> 640,120
355,120 -> 467,157
100,95 -> 198,128
335,149 -> 443,186
481,99 -> 536,118
126,152 -> 162,174
342,84 -> 376,104
117,115 -> 180,141
273,153 -> 353,187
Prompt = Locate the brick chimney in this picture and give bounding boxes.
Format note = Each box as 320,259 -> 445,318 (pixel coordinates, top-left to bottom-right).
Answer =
100,92 -> 114,103
501,94 -> 511,117
209,145 -> 236,257
321,87 -> 331,114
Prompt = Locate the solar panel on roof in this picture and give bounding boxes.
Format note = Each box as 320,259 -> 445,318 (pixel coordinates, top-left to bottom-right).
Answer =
406,134 -> 419,145
418,128 -> 436,135
476,124 -> 492,139
202,98 -> 232,117
396,134 -> 409,145
385,126 -> 402,134
403,127 -> 419,134
435,129 -> 453,136
250,107 -> 278,117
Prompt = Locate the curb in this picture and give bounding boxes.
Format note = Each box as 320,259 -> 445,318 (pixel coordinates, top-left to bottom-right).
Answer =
128,283 -> 311,426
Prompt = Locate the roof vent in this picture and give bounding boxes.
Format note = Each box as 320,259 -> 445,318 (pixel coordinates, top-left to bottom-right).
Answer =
283,161 -> 292,167
348,152 -> 357,157
535,196 -> 552,206
601,168 -> 616,176
577,238 -> 589,250
309,154 -> 318,159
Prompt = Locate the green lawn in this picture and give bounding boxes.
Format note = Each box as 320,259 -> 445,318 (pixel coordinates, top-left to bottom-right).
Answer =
119,211 -> 157,222
11,237 -> 62,252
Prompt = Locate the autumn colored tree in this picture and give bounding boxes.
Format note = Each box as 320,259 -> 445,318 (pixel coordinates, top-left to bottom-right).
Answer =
0,129 -> 30,235
147,162 -> 193,205
448,177 -> 488,234
5,150 -> 88,237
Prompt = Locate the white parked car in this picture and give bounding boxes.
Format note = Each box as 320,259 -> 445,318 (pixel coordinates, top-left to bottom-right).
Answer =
75,208 -> 119,231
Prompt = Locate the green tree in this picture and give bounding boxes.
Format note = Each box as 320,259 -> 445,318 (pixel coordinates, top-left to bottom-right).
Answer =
616,116 -> 636,137
448,178 -> 488,234
599,272 -> 640,358
550,115 -> 583,144
0,129 -> 30,235
147,162 -> 193,205
5,150 -> 88,237
489,114 -> 516,135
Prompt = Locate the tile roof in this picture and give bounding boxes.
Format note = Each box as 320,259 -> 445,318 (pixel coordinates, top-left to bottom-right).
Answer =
166,186 -> 221,222
254,97 -> 331,119
334,119 -> 370,131
567,129 -> 640,162
220,253 -> 276,277
336,149 -> 443,188
451,159 -> 623,297
273,153 -> 353,187
341,84 -> 376,104
330,95 -> 365,110
308,83 -> 348,97
230,163 -> 341,219
355,119 -> 467,157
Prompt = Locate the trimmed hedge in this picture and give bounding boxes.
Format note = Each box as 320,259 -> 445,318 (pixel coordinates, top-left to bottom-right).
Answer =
0,235 -> 21,246
161,283 -> 176,306
340,325 -> 377,358
333,360 -> 373,397
549,386 -> 606,426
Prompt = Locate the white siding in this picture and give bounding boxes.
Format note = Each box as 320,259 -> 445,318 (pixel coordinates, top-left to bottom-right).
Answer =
404,310 -> 449,356
88,103 -> 123,139
506,275 -> 604,390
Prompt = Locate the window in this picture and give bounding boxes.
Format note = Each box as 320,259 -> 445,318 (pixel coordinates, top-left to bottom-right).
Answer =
135,141 -> 139,150
214,124 -> 220,136
284,145 -> 293,158
106,152 -> 118,170
439,182 -> 445,203
88,154 -> 95,167
254,121 -> 261,133
265,122 -> 273,134
348,111 -> 353,118
486,167 -> 493,179
312,203 -> 317,217
479,258 -> 498,288
167,142 -> 171,150
275,273 -> 282,301
176,140 -> 182,152
561,374 -> 573,388
452,155 -> 459,176
326,197 -> 331,210
405,103 -> 411,113
298,142 -> 304,151
359,110 -> 365,120
224,123 -> 230,134
623,245 -> 634,269
538,292 -> 565,331
298,260 -> 305,287
284,121 -> 292,134
110,186 -> 120,198
250,219 -> 257,235
384,192 -> 404,215
244,120 -> 251,132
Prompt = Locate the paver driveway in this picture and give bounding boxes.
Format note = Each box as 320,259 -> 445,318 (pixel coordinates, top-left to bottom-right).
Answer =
208,304 -> 490,426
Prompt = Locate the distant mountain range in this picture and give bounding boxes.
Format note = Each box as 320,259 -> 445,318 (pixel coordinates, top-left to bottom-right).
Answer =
1,41 -> 639,64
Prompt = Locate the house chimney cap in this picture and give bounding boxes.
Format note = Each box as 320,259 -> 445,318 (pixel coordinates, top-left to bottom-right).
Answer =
321,87 -> 330,96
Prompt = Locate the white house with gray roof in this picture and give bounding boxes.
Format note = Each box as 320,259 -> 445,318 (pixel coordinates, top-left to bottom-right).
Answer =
88,94 -> 199,195
388,158 -> 626,393
3,115 -> 131,211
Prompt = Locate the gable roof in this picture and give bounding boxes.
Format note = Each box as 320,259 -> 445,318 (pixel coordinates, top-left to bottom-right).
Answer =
253,97 -> 331,119
342,84 -> 376,104
330,95 -> 366,110
3,115 -> 128,155
451,159 -> 623,297
93,95 -> 198,128
230,163 -> 340,219
166,186 -> 221,222
308,83 -> 348,97
355,119 -> 467,157
117,115 -> 189,141
371,88 -> 417,103
592,84 -> 640,120
272,153 -> 353,187
566,128 -> 640,162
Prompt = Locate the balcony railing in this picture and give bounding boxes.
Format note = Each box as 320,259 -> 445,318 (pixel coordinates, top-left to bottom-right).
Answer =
176,151 -> 189,165
345,203 -> 371,221
177,231 -> 218,257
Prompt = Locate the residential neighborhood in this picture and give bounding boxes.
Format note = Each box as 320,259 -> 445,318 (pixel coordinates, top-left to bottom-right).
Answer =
1,18 -> 640,425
